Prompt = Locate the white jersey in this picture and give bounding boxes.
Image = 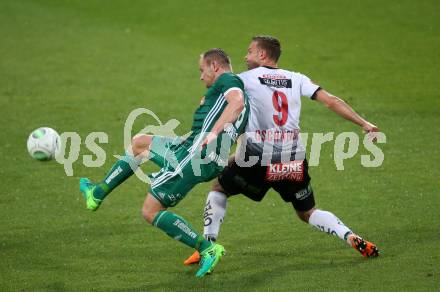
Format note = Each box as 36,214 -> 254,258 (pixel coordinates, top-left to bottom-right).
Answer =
237,66 -> 320,162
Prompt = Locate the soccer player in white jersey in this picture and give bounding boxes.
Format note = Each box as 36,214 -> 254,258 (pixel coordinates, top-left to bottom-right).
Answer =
184,36 -> 380,265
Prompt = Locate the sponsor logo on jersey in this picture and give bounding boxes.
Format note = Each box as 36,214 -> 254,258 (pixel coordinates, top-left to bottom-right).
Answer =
261,73 -> 288,79
105,166 -> 123,184
254,129 -> 299,142
258,77 -> 292,88
266,160 -> 304,182
200,96 -> 205,105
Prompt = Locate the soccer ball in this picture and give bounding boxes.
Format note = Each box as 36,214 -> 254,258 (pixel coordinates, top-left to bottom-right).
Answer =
27,127 -> 60,160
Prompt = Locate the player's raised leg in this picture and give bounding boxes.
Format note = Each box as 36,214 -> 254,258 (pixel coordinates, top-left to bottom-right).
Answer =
142,193 -> 225,277
299,207 -> 379,258
80,134 -> 152,210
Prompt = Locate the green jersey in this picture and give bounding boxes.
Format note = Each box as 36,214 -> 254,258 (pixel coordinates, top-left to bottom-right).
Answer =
148,72 -> 249,207
188,72 -> 249,152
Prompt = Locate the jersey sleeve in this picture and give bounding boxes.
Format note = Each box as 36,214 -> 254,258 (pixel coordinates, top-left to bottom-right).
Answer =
299,73 -> 320,99
218,73 -> 244,96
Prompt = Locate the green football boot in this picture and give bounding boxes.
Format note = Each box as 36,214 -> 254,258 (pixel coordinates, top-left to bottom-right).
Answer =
79,178 -> 102,211
196,243 -> 225,278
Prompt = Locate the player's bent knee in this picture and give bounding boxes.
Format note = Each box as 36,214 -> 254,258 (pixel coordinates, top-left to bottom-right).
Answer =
142,193 -> 166,224
211,179 -> 227,194
141,205 -> 158,224
132,134 -> 152,148
132,134 -> 153,157
296,207 -> 316,223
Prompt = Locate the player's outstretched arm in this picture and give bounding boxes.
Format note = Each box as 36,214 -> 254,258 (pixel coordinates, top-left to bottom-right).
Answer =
202,90 -> 245,146
314,89 -> 379,134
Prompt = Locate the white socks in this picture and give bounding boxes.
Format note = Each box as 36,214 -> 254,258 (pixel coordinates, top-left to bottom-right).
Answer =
308,209 -> 353,244
203,191 -> 228,241
201,192 -> 353,245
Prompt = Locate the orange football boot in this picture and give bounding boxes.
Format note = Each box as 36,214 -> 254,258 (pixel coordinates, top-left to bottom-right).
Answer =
349,234 -> 379,258
184,251 -> 201,265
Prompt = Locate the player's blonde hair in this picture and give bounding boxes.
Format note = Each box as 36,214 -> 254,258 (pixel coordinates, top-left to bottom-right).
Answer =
201,48 -> 231,69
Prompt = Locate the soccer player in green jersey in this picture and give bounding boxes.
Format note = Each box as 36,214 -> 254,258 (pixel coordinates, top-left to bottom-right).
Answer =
79,48 -> 249,277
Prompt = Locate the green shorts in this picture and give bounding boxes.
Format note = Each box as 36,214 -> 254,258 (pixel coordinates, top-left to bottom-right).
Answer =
148,136 -> 223,207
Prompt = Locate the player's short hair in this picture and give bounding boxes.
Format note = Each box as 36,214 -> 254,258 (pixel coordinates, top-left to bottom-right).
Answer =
201,48 -> 231,68
252,35 -> 281,62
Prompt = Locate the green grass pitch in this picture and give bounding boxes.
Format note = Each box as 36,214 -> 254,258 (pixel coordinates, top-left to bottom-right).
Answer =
1,0 -> 439,290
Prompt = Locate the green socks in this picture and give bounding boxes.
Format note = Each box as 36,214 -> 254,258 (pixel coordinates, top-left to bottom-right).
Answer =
152,210 -> 212,252
92,153 -> 141,200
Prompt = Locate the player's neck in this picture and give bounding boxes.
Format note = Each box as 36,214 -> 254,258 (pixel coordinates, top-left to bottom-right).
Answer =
215,68 -> 230,79
260,61 -> 278,69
